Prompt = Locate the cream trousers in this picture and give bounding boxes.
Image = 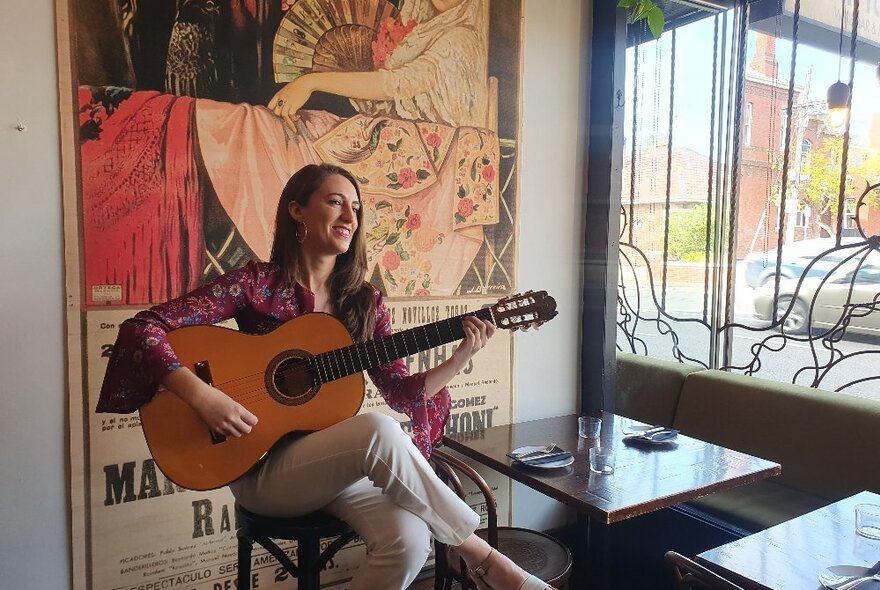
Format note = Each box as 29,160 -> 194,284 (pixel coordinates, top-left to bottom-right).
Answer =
229,412 -> 481,590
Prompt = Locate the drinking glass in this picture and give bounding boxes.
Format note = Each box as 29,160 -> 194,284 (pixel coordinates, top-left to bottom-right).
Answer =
856,503 -> 880,539
589,446 -> 615,474
578,415 -> 601,439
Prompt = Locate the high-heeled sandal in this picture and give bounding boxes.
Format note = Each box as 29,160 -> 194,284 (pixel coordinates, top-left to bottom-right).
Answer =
467,547 -> 495,590
467,548 -> 555,590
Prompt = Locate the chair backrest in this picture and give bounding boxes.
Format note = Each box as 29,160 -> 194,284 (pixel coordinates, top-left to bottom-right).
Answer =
665,551 -> 745,590
430,448 -> 498,545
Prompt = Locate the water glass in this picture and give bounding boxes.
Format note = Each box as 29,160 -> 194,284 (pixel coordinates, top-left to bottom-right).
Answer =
855,503 -> 880,539
578,415 -> 602,439
589,446 -> 615,474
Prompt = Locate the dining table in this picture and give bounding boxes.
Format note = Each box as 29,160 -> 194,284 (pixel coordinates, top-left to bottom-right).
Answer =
696,490 -> 880,590
442,412 -> 782,587
442,412 -> 782,525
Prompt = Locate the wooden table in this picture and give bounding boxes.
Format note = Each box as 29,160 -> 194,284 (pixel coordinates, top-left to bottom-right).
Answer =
442,412 -> 781,525
697,491 -> 880,590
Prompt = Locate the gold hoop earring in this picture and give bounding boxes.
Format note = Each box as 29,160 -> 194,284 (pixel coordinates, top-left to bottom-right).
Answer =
297,222 -> 308,244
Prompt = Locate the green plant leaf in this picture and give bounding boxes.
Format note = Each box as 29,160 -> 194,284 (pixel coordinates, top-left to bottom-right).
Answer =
646,6 -> 665,39
617,0 -> 638,8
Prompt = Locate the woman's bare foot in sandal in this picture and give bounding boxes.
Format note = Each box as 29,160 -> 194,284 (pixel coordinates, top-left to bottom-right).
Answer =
454,534 -> 555,590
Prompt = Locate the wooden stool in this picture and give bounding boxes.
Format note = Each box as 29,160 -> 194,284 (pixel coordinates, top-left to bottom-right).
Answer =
443,527 -> 573,589
235,504 -> 358,590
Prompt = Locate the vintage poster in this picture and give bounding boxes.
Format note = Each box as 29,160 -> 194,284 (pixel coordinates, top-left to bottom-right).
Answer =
61,0 -> 522,588
82,301 -> 512,590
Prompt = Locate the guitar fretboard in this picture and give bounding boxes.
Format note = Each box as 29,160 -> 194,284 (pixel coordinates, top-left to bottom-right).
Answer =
307,307 -> 494,385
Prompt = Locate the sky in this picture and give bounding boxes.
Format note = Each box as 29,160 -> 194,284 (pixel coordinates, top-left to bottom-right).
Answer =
624,6 -> 880,157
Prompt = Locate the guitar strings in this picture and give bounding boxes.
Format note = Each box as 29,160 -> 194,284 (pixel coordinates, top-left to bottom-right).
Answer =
198,324 -> 436,405
181,313 -> 485,405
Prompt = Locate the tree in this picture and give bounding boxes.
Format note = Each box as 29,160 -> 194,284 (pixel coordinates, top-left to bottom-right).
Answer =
668,204 -> 714,261
797,135 -> 880,235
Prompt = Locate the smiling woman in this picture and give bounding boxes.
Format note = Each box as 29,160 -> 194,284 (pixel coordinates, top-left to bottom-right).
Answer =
96,162 -> 555,590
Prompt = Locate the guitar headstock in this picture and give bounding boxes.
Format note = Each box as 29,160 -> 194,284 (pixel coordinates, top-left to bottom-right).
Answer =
491,290 -> 558,332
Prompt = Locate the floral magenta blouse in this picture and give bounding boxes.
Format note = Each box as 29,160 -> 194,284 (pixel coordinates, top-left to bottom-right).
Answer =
96,260 -> 451,459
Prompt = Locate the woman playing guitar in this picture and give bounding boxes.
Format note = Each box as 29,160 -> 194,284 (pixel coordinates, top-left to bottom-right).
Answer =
97,163 -> 554,590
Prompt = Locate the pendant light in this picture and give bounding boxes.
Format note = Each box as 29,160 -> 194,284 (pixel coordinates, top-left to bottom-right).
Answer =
827,0 -> 851,129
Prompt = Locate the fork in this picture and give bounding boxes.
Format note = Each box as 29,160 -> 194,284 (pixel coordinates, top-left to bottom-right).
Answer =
826,560 -> 880,590
836,573 -> 880,590
513,444 -> 557,458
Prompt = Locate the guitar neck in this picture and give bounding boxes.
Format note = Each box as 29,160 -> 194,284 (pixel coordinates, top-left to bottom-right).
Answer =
309,307 -> 495,385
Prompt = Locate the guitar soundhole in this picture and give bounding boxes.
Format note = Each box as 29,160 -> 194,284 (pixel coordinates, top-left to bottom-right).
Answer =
266,350 -> 317,406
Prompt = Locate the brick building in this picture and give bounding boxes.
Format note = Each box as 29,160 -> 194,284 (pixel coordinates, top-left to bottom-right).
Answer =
624,32 -> 878,265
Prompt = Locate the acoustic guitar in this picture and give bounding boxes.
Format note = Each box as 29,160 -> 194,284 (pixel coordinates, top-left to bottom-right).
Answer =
139,291 -> 557,490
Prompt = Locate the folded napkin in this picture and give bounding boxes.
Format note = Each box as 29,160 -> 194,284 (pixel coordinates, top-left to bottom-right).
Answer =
622,427 -> 679,444
506,445 -> 572,465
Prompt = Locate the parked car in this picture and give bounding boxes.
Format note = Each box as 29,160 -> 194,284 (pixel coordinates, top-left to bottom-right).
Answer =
752,252 -> 880,335
744,237 -> 860,289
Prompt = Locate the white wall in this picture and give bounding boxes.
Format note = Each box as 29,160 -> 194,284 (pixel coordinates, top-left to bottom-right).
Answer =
514,0 -> 589,530
0,1 -> 71,588
0,0 -> 589,586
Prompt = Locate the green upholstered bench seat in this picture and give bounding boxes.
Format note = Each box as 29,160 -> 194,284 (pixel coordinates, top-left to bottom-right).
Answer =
686,479 -> 828,532
673,369 -> 880,530
616,352 -> 703,427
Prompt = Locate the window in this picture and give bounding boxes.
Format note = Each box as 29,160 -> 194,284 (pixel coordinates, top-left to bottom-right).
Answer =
780,109 -> 788,150
744,102 -> 753,146
620,2 -> 880,403
844,198 -> 856,230
794,206 -> 810,228
800,139 -> 812,170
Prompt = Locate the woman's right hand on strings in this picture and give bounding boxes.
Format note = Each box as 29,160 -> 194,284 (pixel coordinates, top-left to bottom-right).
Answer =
163,367 -> 258,437
189,384 -> 259,438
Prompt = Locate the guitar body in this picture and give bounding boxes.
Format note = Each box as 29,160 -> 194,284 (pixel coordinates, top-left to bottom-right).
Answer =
139,314 -> 365,491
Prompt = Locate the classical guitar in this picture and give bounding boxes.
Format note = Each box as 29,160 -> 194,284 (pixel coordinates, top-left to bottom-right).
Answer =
139,291 -> 557,490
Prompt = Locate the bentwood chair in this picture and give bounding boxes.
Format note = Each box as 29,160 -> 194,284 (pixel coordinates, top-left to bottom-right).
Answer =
430,448 -> 573,590
665,551 -> 745,590
235,504 -> 358,590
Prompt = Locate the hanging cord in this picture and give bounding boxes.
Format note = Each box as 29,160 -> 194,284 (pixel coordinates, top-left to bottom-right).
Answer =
661,28 -> 676,309
724,0 -> 750,355
837,3 -> 845,82
772,0 -> 801,305
702,15 -> 720,324
762,7 -> 785,264
834,0 -> 860,244
629,44 -> 640,244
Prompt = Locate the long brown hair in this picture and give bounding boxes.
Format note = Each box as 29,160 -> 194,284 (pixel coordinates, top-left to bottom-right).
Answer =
269,164 -> 376,341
